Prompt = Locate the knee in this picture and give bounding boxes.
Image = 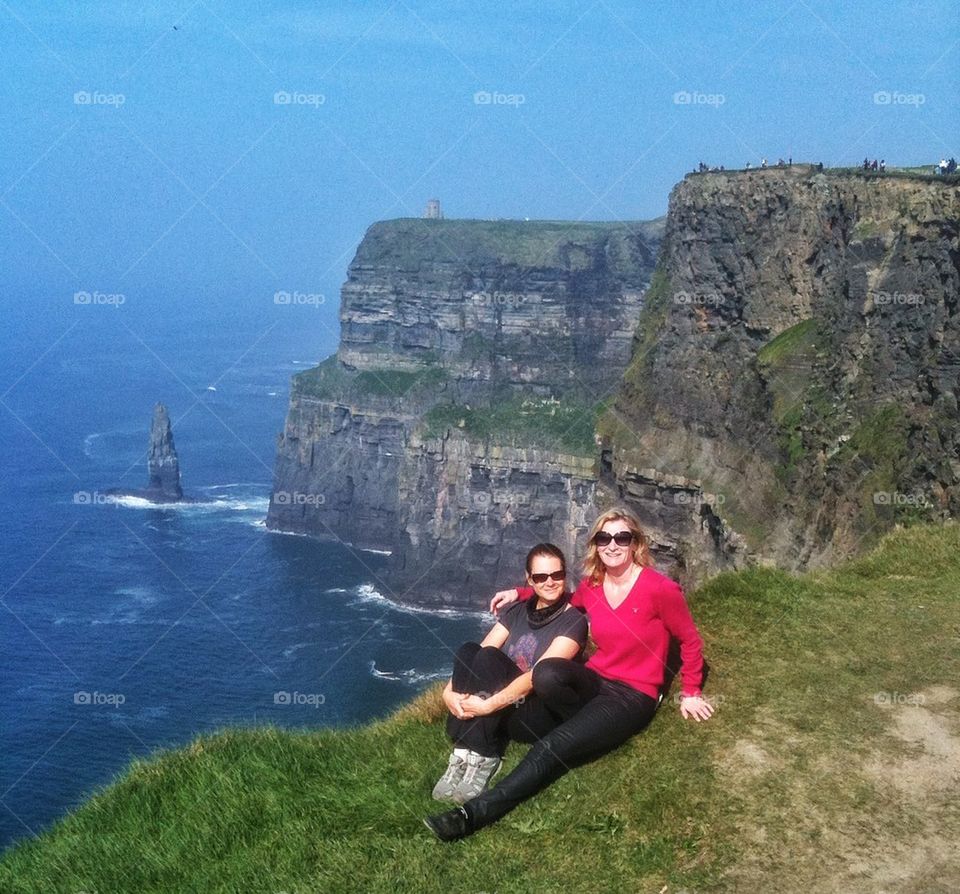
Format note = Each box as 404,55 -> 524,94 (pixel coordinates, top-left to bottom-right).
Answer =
532,657 -> 576,696
471,645 -> 508,671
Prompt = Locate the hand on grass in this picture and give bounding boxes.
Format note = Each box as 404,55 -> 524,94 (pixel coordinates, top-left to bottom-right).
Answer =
679,694 -> 714,722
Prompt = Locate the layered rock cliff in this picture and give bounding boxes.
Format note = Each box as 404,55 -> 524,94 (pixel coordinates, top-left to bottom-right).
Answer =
266,218 -> 664,604
268,168 -> 959,605
603,165 -> 959,570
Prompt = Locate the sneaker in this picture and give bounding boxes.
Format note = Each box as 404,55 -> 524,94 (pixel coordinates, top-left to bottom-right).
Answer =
423,806 -> 472,842
451,751 -> 501,803
431,752 -> 467,801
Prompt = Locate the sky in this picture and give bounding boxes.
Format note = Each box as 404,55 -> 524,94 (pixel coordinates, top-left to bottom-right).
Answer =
0,0 -> 957,356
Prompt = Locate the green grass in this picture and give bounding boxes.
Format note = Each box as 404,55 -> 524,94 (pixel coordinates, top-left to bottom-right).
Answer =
354,217 -> 664,271
422,395 -> 602,456
3,523 -> 959,892
293,356 -> 449,401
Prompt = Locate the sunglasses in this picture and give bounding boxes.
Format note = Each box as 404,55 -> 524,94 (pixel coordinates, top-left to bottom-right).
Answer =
593,531 -> 635,547
529,570 -> 565,583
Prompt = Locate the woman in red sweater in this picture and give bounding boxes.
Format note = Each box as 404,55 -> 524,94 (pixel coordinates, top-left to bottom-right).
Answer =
424,507 -> 712,841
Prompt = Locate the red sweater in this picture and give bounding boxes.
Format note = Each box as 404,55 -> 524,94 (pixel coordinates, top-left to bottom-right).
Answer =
518,567 -> 704,700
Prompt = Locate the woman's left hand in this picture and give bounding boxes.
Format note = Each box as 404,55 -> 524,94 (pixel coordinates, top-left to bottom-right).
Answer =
679,694 -> 714,722
458,694 -> 494,717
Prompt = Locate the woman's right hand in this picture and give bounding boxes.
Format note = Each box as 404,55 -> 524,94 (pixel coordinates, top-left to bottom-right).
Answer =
489,588 -> 519,614
443,687 -> 474,719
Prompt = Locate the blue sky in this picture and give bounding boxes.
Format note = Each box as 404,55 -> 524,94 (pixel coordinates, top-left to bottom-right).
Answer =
0,1 -> 957,352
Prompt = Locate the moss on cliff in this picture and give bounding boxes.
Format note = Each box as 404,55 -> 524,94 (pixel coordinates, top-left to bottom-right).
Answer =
355,218 -> 663,271
293,357 -> 449,401
422,396 -> 602,457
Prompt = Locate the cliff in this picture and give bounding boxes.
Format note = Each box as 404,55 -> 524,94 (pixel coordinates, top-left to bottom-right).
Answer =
266,218 -> 664,604
268,169 -> 958,605
604,165 -> 959,570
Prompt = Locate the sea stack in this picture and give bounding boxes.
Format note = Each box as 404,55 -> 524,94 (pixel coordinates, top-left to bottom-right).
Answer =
147,403 -> 183,500
106,403 -> 192,503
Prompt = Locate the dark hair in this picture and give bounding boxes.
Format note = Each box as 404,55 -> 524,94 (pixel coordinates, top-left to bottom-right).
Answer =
525,542 -> 566,576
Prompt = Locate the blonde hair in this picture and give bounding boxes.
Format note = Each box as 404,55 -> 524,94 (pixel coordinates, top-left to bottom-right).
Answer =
583,506 -> 652,585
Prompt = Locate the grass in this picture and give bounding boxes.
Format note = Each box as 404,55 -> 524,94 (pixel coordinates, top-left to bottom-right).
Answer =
2,523 -> 958,892
422,395 -> 602,457
293,356 -> 449,401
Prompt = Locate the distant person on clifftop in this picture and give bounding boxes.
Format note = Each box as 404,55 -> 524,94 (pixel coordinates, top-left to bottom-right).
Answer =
424,507 -> 712,841
429,543 -> 588,806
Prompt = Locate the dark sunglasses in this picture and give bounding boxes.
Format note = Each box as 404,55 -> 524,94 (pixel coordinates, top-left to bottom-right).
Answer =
594,531 -> 635,547
529,570 -> 565,583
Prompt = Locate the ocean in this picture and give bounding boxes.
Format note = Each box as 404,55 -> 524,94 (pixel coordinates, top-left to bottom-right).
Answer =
0,307 -> 487,851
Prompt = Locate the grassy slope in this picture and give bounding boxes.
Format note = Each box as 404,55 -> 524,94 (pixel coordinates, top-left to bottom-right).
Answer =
2,523 -> 958,893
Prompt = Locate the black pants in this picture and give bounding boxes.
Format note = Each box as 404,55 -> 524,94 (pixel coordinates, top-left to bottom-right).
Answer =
446,642 -> 563,758
463,657 -> 658,829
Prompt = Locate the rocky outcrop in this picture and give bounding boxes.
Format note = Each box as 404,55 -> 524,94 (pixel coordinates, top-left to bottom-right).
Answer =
108,403 -> 190,503
267,218 -> 664,605
604,165 -> 959,569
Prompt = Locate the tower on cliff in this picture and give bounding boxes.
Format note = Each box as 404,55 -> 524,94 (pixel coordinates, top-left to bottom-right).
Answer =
423,198 -> 443,219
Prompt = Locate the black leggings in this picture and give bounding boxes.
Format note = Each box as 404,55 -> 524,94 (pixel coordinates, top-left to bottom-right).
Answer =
463,657 -> 658,829
446,642 -> 564,758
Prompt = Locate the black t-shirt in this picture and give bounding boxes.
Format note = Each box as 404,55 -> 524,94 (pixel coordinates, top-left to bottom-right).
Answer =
499,600 -> 588,673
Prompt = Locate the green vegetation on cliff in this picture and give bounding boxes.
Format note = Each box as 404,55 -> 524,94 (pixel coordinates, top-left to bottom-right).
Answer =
2,523 -> 957,893
355,217 -> 663,271
293,356 -> 449,402
423,395 -> 602,457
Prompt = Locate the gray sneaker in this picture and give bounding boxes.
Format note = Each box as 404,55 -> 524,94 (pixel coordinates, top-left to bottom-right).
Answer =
431,753 -> 467,801
451,751 -> 501,803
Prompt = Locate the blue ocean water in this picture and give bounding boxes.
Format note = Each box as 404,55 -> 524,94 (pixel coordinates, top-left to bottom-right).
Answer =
0,309 -> 487,852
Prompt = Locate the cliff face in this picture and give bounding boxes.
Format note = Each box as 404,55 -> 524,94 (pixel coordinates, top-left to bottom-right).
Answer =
605,166 -> 959,569
268,169 -> 958,606
267,218 -> 664,604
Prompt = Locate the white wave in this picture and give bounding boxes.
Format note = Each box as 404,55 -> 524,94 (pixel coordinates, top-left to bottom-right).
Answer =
198,482 -> 270,491
206,385 -> 217,391
268,391 -> 279,396
324,587 -> 349,594
104,494 -> 270,514
351,583 -> 488,620
360,547 -> 393,556
283,641 -> 311,659
368,661 -> 448,685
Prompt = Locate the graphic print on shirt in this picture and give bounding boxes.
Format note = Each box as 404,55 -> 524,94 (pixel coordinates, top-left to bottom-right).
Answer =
507,632 -> 538,672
